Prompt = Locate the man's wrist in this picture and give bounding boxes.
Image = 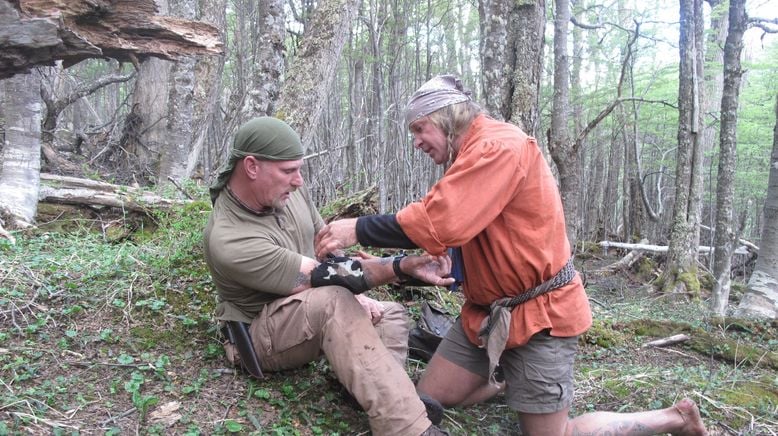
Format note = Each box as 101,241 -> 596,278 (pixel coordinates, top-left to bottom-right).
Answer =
392,255 -> 412,282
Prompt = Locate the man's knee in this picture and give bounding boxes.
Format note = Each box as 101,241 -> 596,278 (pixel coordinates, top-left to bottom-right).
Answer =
373,301 -> 411,365
380,301 -> 409,322
304,286 -> 365,327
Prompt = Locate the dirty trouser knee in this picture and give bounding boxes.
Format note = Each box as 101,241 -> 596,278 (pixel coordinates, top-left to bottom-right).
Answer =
373,301 -> 411,366
250,286 -> 430,436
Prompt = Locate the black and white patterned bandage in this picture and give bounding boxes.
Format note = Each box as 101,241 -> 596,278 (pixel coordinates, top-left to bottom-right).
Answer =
310,257 -> 370,294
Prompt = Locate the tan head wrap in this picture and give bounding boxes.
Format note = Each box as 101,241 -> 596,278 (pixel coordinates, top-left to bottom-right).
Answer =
403,74 -> 472,127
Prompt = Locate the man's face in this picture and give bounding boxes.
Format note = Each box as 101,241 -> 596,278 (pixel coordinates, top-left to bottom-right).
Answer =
409,117 -> 448,165
252,158 -> 304,209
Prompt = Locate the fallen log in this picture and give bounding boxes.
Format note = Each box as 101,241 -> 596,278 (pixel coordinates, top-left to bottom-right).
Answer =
699,224 -> 759,253
38,173 -> 191,212
599,241 -> 751,255
0,0 -> 223,79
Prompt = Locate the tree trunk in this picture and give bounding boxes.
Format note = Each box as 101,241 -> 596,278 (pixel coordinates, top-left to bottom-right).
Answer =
733,95 -> 778,319
701,0 -> 728,259
662,0 -> 705,298
158,0 -> 199,185
548,0 -> 578,250
238,0 -> 285,121
127,56 -> 172,184
129,0 -> 225,187
710,0 -> 747,316
0,71 -> 43,227
185,0 -> 226,180
275,0 -> 361,151
479,0 -> 544,135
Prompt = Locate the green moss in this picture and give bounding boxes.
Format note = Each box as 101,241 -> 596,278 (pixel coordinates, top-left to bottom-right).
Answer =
717,381 -> 778,428
658,266 -> 701,298
698,270 -> 715,291
581,319 -> 626,348
677,270 -> 701,296
130,326 -> 171,350
635,257 -> 658,281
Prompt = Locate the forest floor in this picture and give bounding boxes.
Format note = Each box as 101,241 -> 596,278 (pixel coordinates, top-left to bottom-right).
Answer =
1,200 -> 777,435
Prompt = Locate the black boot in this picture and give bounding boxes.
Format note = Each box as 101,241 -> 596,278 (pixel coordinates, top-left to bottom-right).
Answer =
419,393 -> 444,426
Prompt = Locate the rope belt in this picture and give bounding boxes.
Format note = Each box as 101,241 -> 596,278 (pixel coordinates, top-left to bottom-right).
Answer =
477,258 -> 577,385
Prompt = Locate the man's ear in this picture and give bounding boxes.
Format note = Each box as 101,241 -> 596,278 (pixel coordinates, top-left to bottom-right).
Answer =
243,156 -> 261,179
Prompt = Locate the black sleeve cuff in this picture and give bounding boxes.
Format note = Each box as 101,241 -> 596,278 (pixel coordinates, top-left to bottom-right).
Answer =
356,214 -> 418,249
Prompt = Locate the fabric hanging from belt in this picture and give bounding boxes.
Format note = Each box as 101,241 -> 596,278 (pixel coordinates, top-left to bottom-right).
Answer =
477,258 -> 577,385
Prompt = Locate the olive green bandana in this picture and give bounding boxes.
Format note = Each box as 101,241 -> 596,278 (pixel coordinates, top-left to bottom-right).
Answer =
210,117 -> 304,203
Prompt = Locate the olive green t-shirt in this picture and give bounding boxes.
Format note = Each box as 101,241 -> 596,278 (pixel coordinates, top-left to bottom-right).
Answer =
203,186 -> 324,323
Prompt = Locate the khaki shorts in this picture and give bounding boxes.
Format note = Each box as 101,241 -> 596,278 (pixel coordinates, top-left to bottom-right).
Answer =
436,318 -> 577,414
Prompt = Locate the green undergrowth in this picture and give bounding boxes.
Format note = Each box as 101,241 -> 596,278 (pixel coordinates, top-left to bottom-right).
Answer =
1,199 -> 777,434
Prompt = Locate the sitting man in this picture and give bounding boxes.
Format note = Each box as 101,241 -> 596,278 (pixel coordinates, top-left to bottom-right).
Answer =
203,116 -> 453,436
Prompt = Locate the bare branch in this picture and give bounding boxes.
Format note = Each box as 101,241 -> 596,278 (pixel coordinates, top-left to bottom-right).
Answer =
575,21 -> 641,144
570,16 -> 603,30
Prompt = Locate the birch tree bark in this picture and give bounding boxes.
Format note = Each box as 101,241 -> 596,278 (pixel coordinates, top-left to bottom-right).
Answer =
733,95 -> 778,319
710,0 -> 747,315
661,0 -> 705,297
0,71 -> 43,227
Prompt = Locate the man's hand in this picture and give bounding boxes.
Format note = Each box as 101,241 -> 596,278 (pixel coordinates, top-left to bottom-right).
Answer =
402,254 -> 454,287
355,294 -> 384,325
315,218 -> 358,260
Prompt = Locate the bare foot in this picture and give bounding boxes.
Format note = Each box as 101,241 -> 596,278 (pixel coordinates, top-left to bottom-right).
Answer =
672,398 -> 708,436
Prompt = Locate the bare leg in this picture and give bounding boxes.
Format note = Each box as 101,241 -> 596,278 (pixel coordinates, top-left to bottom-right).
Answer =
417,353 -> 503,407
554,398 -> 707,436
458,380 -> 505,407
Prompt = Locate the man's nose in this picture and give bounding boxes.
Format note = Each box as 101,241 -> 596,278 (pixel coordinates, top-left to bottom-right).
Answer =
291,171 -> 304,186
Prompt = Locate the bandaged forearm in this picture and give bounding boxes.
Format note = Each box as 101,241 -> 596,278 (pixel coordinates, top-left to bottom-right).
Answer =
310,257 -> 370,294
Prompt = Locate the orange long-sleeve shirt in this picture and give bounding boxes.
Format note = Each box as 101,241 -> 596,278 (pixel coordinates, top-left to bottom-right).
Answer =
397,115 -> 592,348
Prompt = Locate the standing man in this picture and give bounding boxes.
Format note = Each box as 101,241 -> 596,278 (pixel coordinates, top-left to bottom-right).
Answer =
315,75 -> 708,436
204,116 -> 452,435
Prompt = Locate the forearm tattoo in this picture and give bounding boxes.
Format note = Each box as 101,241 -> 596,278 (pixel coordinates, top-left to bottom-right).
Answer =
294,272 -> 311,289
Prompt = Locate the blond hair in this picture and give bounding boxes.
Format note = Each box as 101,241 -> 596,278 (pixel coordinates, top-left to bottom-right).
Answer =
425,100 -> 483,150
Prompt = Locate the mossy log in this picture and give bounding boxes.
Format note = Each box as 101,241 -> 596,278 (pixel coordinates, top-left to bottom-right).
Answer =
621,318 -> 778,370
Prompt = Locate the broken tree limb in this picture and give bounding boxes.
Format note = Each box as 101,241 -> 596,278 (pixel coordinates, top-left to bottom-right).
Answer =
0,0 -> 223,80
600,238 -> 648,272
38,173 -> 191,212
642,334 -> 691,348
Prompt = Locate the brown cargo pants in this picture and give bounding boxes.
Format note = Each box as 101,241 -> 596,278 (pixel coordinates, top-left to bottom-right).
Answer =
249,286 -> 431,436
